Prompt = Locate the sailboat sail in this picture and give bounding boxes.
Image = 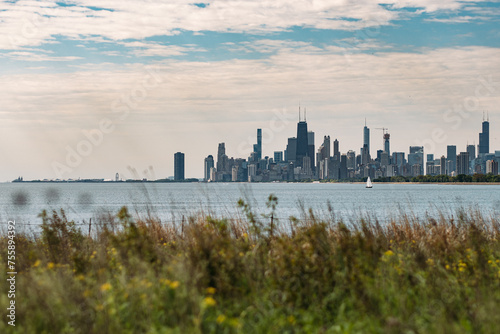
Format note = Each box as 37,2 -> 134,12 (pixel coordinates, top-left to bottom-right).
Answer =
366,177 -> 373,188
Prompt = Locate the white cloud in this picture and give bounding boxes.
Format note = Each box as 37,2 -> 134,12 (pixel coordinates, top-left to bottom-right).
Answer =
0,0 -> 489,50
119,41 -> 205,57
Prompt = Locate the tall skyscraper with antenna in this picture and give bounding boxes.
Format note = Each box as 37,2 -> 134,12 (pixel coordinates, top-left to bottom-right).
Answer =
479,112 -> 490,155
295,106 -> 309,167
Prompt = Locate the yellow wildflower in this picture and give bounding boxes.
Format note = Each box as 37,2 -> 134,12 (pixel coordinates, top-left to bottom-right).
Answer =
216,315 -> 226,324
100,283 -> 112,292
384,250 -> 394,257
206,287 -> 216,294
33,260 -> 41,267
169,281 -> 180,289
47,262 -> 55,269
202,297 -> 216,307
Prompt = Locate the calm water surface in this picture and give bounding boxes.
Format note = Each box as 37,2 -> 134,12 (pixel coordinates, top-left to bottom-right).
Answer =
1,182 -> 499,230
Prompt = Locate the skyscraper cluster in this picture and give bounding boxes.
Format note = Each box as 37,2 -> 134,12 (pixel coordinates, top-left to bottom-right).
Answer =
195,112 -> 498,182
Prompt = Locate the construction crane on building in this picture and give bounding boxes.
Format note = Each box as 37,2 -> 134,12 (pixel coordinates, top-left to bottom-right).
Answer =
375,128 -> 390,154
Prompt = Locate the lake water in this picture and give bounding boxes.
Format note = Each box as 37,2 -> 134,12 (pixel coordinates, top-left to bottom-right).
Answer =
1,182 -> 499,230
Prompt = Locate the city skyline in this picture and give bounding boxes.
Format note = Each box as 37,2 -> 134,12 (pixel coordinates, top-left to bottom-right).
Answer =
201,113 -> 498,182
1,1 -> 500,181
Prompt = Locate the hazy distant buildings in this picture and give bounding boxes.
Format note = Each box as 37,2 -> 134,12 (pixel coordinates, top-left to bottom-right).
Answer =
174,152 -> 185,181
200,114 -> 495,182
204,155 -> 214,181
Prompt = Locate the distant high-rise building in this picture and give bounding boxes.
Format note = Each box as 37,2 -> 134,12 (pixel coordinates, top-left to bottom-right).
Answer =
408,146 -> 424,175
274,151 -> 283,163
440,156 -> 446,175
340,154 -> 348,179
426,160 -> 435,176
321,136 -> 331,159
307,131 -> 315,174
333,139 -> 340,158
286,137 -> 297,163
115,173 -> 119,182
346,150 -> 356,170
363,120 -> 370,158
253,129 -> 262,161
467,144 -> 476,161
456,152 -> 470,175
447,145 -> 457,173
380,151 -> 389,168
486,160 -> 498,175
174,152 -> 185,181
295,119 -> 309,167
427,154 -> 434,162
392,152 -> 405,168
384,132 -> 390,156
217,143 -> 226,172
479,114 -> 489,155
204,155 -> 214,181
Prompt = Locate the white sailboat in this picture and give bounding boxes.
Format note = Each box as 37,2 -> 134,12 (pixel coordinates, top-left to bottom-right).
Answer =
366,177 -> 373,188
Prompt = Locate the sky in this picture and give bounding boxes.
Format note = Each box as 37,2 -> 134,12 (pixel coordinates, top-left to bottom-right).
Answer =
0,0 -> 499,181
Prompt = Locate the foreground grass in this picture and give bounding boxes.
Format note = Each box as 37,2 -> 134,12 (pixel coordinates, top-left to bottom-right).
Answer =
1,197 -> 500,333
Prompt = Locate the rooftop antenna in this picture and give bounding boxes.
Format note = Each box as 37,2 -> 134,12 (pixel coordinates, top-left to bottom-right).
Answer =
365,118 -> 367,127
304,108 -> 307,122
299,102 -> 301,121
487,110 -> 489,122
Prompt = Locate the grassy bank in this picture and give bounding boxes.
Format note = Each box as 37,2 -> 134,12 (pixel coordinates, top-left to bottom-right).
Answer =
1,197 -> 500,333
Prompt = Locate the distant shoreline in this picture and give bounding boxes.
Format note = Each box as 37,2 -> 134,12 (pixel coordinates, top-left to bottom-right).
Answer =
5,180 -> 500,185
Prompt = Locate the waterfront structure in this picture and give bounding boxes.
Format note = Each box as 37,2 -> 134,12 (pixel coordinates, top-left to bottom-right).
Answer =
204,155 -> 214,181
440,156 -> 446,175
479,114 -> 490,155
115,173 -> 119,182
174,152 -> 185,181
